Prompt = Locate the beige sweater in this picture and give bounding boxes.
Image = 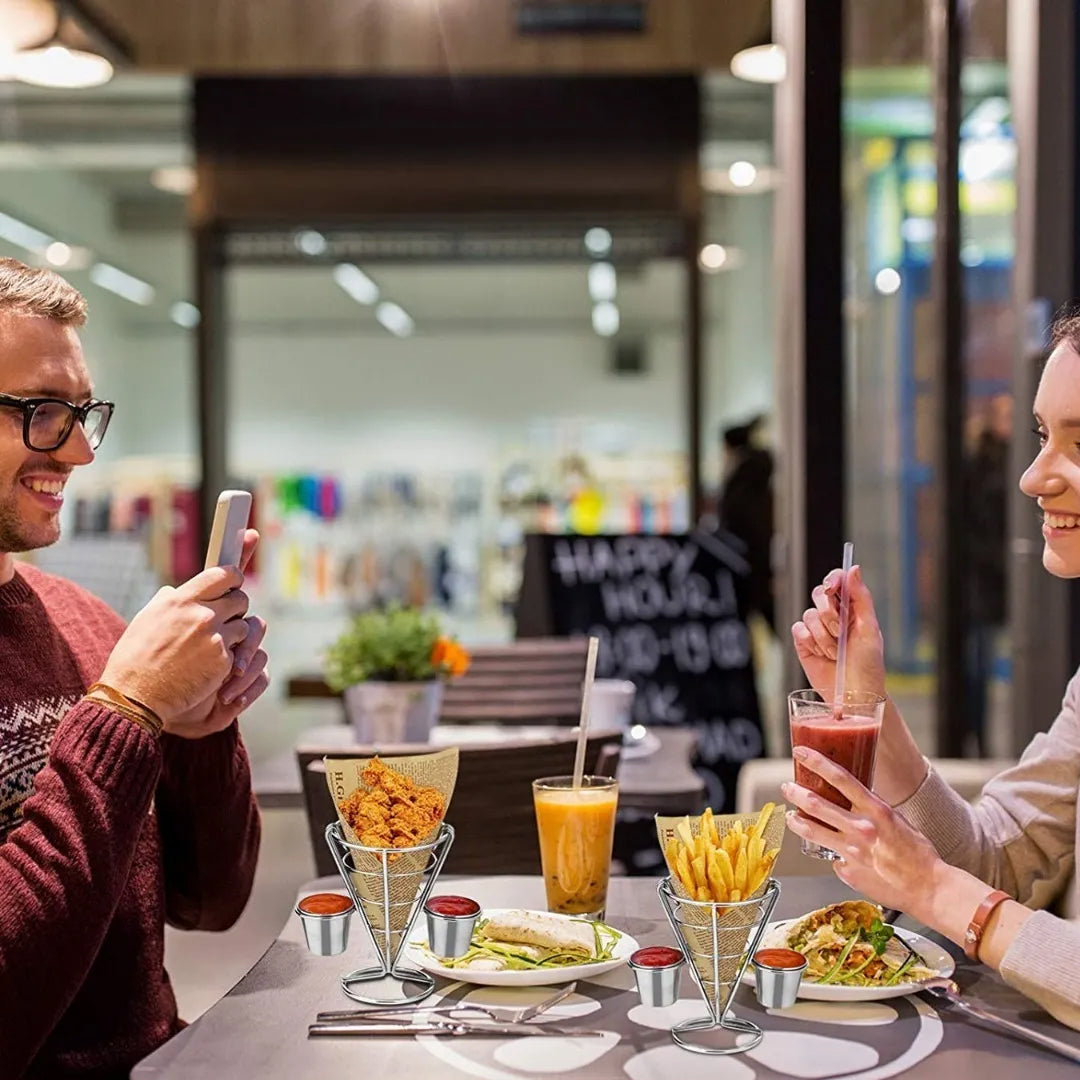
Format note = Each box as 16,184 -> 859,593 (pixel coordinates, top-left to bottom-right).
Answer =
897,671 -> 1080,1028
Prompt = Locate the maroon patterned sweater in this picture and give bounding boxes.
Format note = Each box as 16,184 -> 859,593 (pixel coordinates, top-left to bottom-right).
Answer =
0,564 -> 261,1079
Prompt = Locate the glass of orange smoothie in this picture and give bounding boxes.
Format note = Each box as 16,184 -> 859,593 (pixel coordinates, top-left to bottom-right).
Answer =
532,775 -> 619,919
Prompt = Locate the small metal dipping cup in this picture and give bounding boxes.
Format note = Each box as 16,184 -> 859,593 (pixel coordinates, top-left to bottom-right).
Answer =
751,951 -> 807,1009
628,947 -> 684,1007
423,897 -> 481,959
295,901 -> 353,957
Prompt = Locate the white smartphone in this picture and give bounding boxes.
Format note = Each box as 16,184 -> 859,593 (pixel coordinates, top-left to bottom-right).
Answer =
204,490 -> 253,571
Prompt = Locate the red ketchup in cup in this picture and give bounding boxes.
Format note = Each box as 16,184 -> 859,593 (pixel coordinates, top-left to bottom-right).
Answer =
753,948 -> 807,969
424,895 -> 481,918
630,946 -> 684,968
297,893 -> 353,917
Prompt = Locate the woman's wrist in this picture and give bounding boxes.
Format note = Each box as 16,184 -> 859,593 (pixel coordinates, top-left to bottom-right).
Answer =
873,698 -> 930,806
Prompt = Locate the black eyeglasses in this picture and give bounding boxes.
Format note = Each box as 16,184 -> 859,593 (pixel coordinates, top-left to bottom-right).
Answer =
0,393 -> 114,453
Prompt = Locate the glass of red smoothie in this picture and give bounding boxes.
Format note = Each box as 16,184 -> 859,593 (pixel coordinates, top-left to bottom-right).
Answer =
788,689 -> 886,860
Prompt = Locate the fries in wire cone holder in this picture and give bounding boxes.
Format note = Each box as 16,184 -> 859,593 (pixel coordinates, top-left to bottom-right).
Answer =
324,749 -> 458,957
655,805 -> 783,1015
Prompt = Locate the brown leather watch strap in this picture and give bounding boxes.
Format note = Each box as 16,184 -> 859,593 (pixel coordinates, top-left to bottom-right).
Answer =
964,889 -> 1011,962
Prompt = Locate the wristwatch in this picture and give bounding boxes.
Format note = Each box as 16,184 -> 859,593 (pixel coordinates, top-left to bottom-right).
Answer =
964,889 -> 1011,962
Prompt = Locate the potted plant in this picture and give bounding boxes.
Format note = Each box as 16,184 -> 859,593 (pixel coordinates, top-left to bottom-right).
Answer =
323,607 -> 470,742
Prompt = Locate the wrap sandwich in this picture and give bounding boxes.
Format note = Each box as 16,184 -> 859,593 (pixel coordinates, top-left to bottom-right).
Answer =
761,900 -> 935,986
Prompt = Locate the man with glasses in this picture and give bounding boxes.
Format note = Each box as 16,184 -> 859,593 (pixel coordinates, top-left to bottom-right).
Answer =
0,258 -> 267,1078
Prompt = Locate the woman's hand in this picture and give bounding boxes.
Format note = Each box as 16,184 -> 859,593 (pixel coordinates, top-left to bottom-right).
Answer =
782,746 -> 942,918
792,565 -> 886,699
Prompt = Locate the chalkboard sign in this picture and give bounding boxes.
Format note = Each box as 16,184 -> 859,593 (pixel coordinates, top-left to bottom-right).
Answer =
517,531 -> 764,813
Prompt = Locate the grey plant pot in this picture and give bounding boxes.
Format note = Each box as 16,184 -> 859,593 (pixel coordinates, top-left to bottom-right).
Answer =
342,680 -> 445,743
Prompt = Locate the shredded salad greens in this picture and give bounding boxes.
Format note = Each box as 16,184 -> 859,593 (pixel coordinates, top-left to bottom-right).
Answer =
420,917 -> 623,971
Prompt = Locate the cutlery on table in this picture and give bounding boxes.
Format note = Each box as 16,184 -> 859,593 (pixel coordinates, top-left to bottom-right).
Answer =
316,981 -> 578,1025
309,1019 -> 605,1039
918,977 -> 1080,1064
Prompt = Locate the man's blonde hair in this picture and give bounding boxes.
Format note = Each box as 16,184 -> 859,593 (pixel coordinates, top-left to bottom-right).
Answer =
0,257 -> 87,325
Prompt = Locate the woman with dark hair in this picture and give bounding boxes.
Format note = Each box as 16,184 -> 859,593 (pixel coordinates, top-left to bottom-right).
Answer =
782,316 -> 1080,1028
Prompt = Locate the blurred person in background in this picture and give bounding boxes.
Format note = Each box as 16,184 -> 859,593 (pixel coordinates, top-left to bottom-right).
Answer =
0,258 -> 268,1079
963,392 -> 1013,755
782,317 -> 1080,1029
718,416 -> 776,632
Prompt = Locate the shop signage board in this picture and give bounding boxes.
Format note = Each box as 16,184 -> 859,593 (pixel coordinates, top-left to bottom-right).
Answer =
518,531 -> 764,815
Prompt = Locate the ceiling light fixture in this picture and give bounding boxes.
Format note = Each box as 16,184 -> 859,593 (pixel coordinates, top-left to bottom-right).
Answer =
89,261 -> 155,306
728,161 -> 758,189
11,0 -> 133,89
874,267 -> 902,296
170,301 -> 201,328
151,165 -> 196,196
44,241 -> 72,266
376,301 -> 415,338
333,263 -> 380,306
295,229 -> 328,257
587,262 -> 617,303
0,209 -> 53,252
592,301 -> 620,337
730,42 -> 787,84
584,227 -> 613,257
699,244 -> 729,272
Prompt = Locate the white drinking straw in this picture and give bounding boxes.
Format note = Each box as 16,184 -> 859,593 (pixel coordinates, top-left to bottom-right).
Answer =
833,542 -> 855,715
572,636 -> 600,790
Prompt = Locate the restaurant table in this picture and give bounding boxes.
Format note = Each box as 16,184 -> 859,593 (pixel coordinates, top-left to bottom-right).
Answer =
259,722 -> 705,814
135,874 -> 1080,1079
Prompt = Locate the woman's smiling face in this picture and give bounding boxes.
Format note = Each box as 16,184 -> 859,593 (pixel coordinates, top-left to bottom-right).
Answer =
1022,341 -> 1080,577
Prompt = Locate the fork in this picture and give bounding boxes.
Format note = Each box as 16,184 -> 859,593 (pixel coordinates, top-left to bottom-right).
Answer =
918,977 -> 1080,1064
316,982 -> 578,1025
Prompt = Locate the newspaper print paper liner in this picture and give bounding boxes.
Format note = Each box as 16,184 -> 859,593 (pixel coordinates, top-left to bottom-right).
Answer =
655,808 -> 786,1013
325,748 -> 459,957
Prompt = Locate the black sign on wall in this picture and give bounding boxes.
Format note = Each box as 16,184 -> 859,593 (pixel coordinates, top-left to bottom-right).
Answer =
517,532 -> 764,813
516,1 -> 647,33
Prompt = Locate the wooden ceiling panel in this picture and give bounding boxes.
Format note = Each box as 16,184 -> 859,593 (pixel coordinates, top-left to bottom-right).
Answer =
90,0 -> 766,75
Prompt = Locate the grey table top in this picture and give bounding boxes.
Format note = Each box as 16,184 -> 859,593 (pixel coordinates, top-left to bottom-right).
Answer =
135,874 -> 1080,1080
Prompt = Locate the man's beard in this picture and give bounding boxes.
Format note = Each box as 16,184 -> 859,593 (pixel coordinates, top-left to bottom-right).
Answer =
0,494 -> 60,553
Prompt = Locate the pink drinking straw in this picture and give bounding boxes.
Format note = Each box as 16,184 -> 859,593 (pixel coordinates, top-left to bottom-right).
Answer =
832,542 -> 855,718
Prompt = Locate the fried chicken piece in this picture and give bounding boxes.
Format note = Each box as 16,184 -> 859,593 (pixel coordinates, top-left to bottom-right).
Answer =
338,756 -> 446,851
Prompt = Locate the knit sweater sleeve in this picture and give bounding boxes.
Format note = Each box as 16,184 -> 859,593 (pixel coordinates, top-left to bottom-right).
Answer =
0,700 -> 161,1077
156,722 -> 260,931
895,671 -> 1080,1025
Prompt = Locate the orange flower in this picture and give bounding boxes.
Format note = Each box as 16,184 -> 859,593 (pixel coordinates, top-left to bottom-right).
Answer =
432,637 -> 470,679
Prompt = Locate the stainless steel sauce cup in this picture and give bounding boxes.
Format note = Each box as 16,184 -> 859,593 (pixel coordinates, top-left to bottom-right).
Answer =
628,947 -> 684,1007
423,897 -> 481,959
295,901 -> 353,957
752,951 -> 807,1009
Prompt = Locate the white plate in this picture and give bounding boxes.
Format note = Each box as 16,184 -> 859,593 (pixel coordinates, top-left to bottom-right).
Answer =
741,920 -> 955,1002
405,908 -> 638,987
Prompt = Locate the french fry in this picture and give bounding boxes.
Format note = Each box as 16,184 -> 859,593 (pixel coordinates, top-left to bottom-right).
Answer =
734,846 -> 748,892
729,888 -> 742,903
692,854 -> 707,890
750,802 -> 775,842
705,849 -> 726,902
701,807 -> 716,847
698,885 -> 712,902
665,838 -> 681,872
676,848 -> 694,894
749,835 -> 765,874
715,846 -> 735,891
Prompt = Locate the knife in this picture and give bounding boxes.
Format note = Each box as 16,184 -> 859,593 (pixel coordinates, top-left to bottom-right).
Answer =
309,1020 -> 606,1038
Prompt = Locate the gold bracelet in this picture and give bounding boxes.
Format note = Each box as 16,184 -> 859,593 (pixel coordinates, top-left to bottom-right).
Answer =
85,682 -> 164,738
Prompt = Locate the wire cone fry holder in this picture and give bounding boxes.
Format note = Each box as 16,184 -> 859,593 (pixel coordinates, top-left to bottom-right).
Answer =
658,876 -> 780,1055
323,749 -> 459,1006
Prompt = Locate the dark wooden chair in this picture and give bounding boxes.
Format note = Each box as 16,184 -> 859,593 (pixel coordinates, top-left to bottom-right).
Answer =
287,637 -> 590,726
297,730 -> 622,878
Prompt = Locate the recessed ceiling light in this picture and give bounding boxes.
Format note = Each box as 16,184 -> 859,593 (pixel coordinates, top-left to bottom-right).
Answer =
874,267 -> 902,295
89,262 -> 155,305
728,161 -> 758,188
151,165 -> 196,196
170,301 -> 200,328
587,262 -> 617,302
333,263 -> 380,305
295,229 -> 327,256
584,227 -> 613,257
44,241 -> 72,267
376,301 -> 414,338
699,244 -> 728,272
730,43 -> 787,84
592,301 -> 620,337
